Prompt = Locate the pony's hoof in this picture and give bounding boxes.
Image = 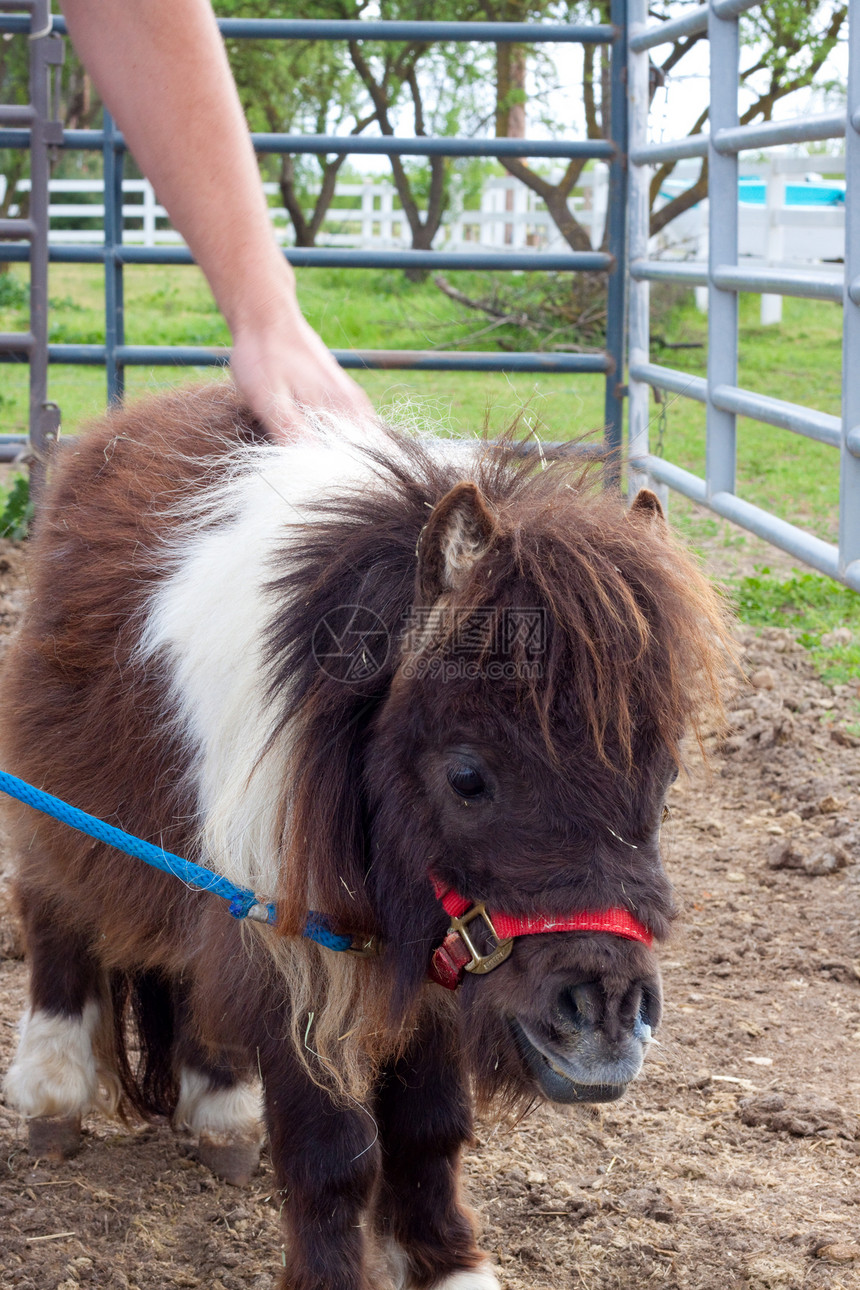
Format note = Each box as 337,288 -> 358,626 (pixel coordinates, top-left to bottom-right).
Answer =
196,1132 -> 260,1187
28,1114 -> 82,1161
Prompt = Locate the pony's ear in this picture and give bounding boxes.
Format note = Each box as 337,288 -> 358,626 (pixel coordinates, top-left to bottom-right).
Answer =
629,487 -> 666,526
417,481 -> 495,602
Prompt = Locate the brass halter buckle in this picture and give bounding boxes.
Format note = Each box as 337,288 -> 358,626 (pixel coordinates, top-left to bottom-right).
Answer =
449,902 -> 514,975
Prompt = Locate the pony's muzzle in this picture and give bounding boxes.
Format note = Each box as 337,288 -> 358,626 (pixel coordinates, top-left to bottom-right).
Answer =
512,978 -> 661,1104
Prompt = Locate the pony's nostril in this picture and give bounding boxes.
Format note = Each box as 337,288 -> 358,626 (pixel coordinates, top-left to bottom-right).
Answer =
559,982 -> 602,1028
640,983 -> 662,1032
620,983 -> 644,1029
630,985 -> 661,1043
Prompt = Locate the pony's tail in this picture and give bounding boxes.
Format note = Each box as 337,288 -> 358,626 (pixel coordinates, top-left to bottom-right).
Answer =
108,968 -> 178,1120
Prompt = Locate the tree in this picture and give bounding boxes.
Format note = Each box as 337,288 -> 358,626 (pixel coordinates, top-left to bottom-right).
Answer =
340,0 -> 508,264
216,0 -> 381,247
435,0 -> 847,349
487,0 -> 847,250
484,0 -> 598,250
649,0 -> 846,237
3,2 -> 845,266
216,0 -> 497,255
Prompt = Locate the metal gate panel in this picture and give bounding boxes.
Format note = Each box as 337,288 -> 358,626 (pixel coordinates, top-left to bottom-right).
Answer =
0,0 -> 62,491
627,0 -> 859,591
0,9 -> 629,463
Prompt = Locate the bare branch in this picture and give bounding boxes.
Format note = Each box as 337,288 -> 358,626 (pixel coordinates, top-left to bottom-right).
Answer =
658,34 -> 705,81
434,274 -> 514,319
649,107 -> 708,210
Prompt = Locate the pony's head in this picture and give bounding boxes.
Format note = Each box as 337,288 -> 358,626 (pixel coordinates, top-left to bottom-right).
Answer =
363,466 -> 730,1106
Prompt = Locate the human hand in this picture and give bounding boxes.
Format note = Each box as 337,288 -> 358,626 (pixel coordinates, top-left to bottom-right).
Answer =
229,299 -> 376,441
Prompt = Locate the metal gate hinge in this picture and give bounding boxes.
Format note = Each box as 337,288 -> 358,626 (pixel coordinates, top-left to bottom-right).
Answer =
38,402 -> 62,448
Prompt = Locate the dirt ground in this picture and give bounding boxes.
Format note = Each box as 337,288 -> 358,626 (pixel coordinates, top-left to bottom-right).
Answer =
0,526 -> 858,1290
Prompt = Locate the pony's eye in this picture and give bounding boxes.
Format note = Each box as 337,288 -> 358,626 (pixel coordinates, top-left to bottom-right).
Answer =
447,764 -> 487,801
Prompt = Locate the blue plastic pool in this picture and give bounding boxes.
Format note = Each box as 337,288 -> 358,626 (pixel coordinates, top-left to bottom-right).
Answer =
738,179 -> 845,206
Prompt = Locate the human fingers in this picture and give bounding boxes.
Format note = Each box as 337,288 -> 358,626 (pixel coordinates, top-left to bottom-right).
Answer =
230,318 -> 376,442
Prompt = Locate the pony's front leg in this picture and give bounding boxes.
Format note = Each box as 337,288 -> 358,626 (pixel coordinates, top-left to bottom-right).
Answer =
3,884 -> 115,1161
257,1032 -> 381,1290
375,1008 -> 499,1290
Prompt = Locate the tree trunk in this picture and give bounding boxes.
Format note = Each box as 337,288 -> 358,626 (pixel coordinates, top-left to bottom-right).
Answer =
278,152 -> 349,248
499,157 -> 592,254
347,40 -> 449,276
496,38 -> 595,253
279,155 -> 314,247
496,42 -> 526,246
495,43 -> 526,140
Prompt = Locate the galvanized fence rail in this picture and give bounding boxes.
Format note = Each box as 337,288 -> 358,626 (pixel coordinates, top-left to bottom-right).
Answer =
627,0 -> 859,591
0,7 -> 629,464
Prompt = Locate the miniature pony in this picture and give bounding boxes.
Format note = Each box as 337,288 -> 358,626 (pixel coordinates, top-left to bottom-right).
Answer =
2,386 -> 730,1289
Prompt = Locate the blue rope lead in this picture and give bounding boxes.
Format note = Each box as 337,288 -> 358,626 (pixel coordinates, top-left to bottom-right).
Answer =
0,768 -> 275,924
303,912 -> 354,953
0,769 -> 352,950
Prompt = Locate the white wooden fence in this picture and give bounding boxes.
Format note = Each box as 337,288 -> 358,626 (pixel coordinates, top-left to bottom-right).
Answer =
0,170 -> 611,253
1,157 -> 846,327
654,154 -> 846,324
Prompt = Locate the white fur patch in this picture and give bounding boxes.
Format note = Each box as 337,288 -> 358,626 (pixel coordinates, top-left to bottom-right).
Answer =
174,1067 -> 263,1143
137,429 -> 380,896
3,1003 -> 103,1119
137,422 -> 484,897
429,1266 -> 501,1290
385,1240 -> 410,1290
387,1244 -> 500,1290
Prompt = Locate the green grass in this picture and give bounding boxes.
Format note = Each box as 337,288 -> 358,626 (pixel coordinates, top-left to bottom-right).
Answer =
0,263 -> 607,440
0,473 -> 33,540
0,267 -> 842,515
0,274 -> 28,310
733,567 -> 860,687
646,288 -> 842,543
1,263 -> 857,682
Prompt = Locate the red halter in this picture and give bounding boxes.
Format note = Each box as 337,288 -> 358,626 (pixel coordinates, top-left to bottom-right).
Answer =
429,879 -> 653,990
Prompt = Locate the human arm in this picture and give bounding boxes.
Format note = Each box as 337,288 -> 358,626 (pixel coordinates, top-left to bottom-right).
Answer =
59,0 -> 375,436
